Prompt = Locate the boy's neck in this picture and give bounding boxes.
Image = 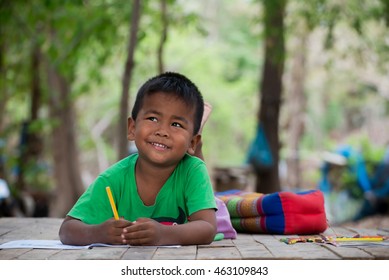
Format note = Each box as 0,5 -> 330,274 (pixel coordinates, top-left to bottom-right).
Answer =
134,159 -> 177,206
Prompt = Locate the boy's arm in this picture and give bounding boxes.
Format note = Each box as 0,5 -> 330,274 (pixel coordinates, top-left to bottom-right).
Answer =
59,216 -> 132,245
121,209 -> 217,246
174,209 -> 217,245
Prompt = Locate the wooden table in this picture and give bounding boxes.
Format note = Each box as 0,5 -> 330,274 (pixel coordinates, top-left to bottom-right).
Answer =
1,217 -> 389,260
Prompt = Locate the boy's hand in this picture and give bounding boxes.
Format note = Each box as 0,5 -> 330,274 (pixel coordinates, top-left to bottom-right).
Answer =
59,216 -> 134,246
121,218 -> 163,246
98,218 -> 133,245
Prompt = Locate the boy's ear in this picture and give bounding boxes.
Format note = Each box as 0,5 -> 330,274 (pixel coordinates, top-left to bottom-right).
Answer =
188,134 -> 201,155
127,117 -> 136,141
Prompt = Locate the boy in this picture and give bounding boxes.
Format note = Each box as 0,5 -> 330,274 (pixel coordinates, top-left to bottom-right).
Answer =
59,72 -> 217,246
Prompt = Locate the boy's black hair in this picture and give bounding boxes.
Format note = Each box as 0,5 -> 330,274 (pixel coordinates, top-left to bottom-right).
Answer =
131,72 -> 204,135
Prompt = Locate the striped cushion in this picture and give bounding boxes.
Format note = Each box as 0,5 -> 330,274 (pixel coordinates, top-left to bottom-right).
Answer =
216,190 -> 327,234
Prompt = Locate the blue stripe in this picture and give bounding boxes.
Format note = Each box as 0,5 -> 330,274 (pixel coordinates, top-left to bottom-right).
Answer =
262,193 -> 285,234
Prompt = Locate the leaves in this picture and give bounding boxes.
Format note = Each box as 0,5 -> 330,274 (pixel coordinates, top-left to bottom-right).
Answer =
0,0 -> 388,196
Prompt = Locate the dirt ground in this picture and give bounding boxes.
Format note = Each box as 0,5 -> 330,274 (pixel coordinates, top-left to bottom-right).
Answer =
340,214 -> 389,230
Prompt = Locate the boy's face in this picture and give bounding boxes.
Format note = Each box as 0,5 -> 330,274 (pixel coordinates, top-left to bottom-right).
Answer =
127,92 -> 200,168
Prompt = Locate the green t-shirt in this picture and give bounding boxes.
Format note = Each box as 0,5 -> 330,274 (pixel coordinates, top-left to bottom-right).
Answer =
68,153 -> 216,225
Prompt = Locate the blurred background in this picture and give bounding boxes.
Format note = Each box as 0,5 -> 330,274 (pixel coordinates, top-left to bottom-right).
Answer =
0,0 -> 388,225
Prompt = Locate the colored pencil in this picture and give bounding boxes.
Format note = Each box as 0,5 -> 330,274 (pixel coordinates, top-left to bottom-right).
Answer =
106,186 -> 119,220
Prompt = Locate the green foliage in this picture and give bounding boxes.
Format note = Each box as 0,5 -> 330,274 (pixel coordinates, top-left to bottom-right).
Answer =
162,28 -> 259,166
1,0 -> 388,192
23,160 -> 52,192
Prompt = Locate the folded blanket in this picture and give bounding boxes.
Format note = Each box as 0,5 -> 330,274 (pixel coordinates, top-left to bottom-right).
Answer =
216,189 -> 327,235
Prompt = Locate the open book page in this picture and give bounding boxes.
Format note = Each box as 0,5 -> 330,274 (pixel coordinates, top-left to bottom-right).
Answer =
333,240 -> 389,247
0,240 -> 180,250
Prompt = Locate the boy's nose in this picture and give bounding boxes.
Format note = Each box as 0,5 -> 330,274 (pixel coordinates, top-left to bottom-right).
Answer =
154,124 -> 169,137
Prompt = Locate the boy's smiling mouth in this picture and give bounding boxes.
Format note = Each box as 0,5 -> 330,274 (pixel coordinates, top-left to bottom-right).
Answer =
150,142 -> 169,150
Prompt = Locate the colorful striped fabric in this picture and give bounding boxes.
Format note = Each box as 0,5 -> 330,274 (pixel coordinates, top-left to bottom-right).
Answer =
216,189 -> 327,235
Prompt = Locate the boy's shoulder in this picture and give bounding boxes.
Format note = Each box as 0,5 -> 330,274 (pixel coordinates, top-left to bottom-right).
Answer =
178,154 -> 206,170
100,153 -> 138,178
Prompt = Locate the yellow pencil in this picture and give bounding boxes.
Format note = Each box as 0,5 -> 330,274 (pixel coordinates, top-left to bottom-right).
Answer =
106,186 -> 119,220
335,236 -> 384,242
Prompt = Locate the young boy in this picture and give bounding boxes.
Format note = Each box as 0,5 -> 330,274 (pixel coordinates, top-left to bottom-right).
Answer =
59,72 -> 217,246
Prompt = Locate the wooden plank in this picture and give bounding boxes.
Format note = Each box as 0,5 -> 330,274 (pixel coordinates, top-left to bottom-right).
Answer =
321,226 -> 388,259
15,249 -> 61,260
203,238 -> 236,247
272,243 -> 340,260
152,246 -> 197,260
321,244 -> 374,260
345,227 -> 389,259
379,228 -> 389,234
234,243 -> 273,259
252,234 -> 281,244
344,227 -> 389,236
0,248 -> 31,260
0,218 -> 62,241
0,219 -> 19,236
232,233 -> 257,244
48,249 -> 99,260
1,218 -> 388,260
254,234 -> 341,260
232,234 -> 273,259
49,247 -> 129,260
197,246 -> 241,260
360,247 -> 389,259
121,247 -> 157,260
199,239 -> 235,250
76,247 -> 127,260
19,218 -> 62,240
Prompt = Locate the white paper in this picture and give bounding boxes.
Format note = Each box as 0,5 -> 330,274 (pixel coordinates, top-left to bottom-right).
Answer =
333,240 -> 389,247
0,240 -> 180,250
0,240 -> 91,250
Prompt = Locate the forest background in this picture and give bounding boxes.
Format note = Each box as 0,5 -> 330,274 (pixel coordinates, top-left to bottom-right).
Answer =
1,0 -> 388,218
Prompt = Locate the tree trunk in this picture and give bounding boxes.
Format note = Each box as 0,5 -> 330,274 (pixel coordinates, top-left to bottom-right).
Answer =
0,18 -> 7,181
46,61 -> 85,218
0,0 -> 8,141
117,0 -> 142,160
285,20 -> 308,190
382,0 -> 389,26
16,44 -> 43,194
157,0 -> 168,74
256,0 -> 286,194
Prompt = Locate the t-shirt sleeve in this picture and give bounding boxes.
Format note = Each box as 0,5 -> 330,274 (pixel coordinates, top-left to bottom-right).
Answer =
67,175 -> 115,224
184,160 -> 217,216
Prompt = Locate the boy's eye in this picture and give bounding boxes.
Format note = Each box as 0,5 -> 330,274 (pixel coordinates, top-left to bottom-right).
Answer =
171,122 -> 183,128
147,117 -> 157,122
